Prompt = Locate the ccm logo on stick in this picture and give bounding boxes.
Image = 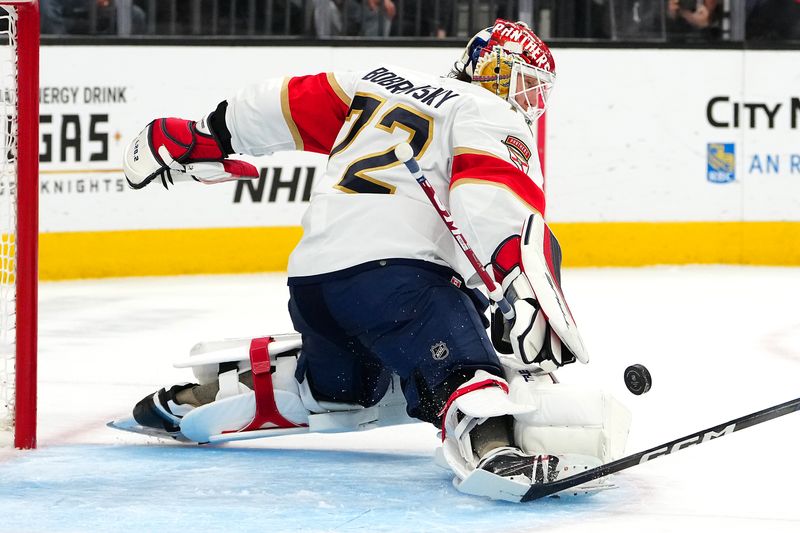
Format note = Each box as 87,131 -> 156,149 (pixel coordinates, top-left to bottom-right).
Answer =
638,424 -> 736,464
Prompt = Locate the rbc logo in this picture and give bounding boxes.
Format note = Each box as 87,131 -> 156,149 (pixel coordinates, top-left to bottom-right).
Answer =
707,143 -> 736,183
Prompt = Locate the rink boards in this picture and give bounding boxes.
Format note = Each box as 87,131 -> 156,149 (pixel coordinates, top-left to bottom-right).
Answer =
36,45 -> 800,279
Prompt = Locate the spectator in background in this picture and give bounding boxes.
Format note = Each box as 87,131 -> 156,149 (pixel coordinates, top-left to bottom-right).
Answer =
393,0 -> 453,37
746,0 -> 800,40
313,0 -> 346,37
615,0 -> 665,40
431,0 -> 456,38
363,0 -> 395,36
40,0 -> 145,35
666,0 -> 721,40
313,0 -> 395,37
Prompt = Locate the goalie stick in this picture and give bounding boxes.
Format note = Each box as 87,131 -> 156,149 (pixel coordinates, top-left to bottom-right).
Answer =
522,395 -> 800,502
394,143 -> 515,320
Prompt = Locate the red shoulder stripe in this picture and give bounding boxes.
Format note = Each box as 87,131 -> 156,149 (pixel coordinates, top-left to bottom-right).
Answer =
451,152 -> 546,215
286,73 -> 350,154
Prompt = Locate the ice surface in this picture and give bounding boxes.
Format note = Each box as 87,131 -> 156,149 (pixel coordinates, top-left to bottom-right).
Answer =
1,267 -> 799,532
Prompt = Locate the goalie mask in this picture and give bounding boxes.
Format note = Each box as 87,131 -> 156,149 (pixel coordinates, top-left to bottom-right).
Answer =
458,19 -> 555,123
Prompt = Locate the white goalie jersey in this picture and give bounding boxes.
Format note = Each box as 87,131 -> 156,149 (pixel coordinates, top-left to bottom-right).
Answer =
223,64 -> 546,284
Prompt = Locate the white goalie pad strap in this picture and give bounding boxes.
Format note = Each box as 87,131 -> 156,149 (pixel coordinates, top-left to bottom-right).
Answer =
508,374 -> 632,462
520,213 -> 588,363
159,147 -> 257,185
216,369 -> 250,401
304,375 -> 413,433
297,375 -> 363,414
442,371 -> 534,422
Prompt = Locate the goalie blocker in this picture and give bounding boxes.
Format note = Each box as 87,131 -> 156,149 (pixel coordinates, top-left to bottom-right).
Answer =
122,102 -> 259,190
109,332 -> 631,501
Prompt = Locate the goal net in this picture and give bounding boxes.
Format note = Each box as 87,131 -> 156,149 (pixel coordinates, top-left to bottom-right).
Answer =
0,0 -> 38,450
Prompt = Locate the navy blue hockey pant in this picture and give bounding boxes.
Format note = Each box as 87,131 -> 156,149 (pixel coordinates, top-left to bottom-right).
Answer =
287,260 -> 503,426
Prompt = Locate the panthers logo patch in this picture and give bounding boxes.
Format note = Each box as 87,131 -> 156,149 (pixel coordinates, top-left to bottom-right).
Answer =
503,135 -> 532,173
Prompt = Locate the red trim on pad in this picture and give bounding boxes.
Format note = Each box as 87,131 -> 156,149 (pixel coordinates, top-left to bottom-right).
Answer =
438,379 -> 509,441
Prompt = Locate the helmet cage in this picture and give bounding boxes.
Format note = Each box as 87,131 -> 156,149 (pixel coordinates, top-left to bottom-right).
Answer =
507,58 -> 554,123
469,44 -> 554,123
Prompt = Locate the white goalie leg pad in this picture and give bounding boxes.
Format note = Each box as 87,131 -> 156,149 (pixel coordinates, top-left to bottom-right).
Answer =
178,336 -> 310,443
507,370 -> 632,462
174,334 -> 414,443
438,370 -> 535,482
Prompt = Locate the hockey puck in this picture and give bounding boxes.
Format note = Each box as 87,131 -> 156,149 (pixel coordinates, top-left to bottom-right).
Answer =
624,364 -> 652,395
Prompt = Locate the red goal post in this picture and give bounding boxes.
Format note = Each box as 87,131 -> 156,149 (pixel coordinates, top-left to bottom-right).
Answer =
0,0 -> 38,450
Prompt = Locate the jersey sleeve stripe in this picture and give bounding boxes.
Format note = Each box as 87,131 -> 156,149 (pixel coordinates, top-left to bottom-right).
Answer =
287,73 -> 351,154
326,73 -> 352,107
451,152 -> 545,215
453,147 -> 497,158
280,77 -> 305,151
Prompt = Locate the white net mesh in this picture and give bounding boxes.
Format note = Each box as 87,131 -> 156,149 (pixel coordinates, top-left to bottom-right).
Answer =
0,6 -> 18,433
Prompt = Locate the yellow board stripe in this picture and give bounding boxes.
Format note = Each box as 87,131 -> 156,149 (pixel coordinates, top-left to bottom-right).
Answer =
40,227 -> 303,281
551,221 -> 800,267
37,222 -> 800,280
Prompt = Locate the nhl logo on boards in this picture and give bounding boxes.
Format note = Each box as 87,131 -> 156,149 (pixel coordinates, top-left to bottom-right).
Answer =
503,135 -> 532,173
430,341 -> 450,360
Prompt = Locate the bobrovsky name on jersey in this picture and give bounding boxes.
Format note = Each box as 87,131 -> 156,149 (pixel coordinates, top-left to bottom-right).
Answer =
362,67 -> 460,109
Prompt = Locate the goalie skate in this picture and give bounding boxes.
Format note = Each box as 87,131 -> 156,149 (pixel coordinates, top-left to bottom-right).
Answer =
108,383 -> 197,443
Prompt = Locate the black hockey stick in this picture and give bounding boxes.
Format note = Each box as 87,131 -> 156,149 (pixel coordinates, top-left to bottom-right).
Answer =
522,395 -> 800,502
